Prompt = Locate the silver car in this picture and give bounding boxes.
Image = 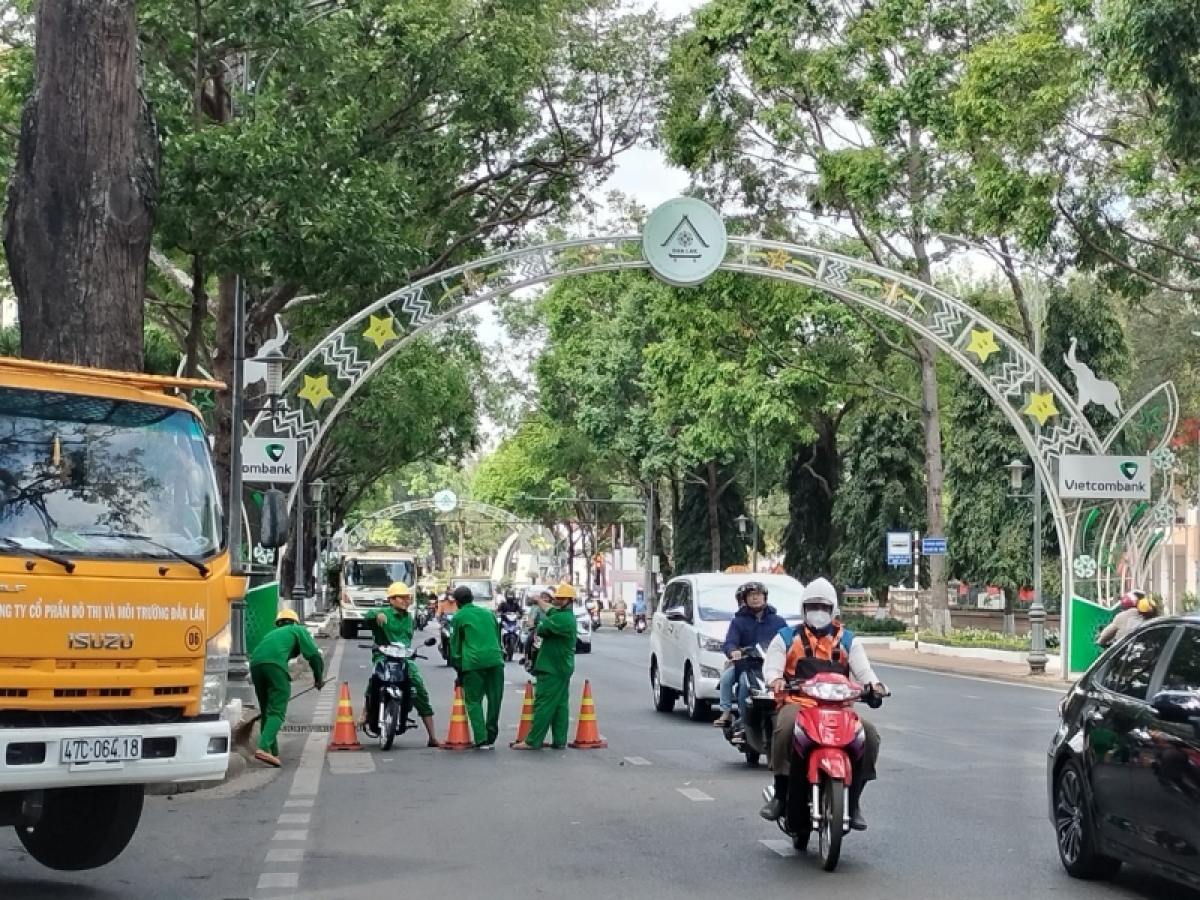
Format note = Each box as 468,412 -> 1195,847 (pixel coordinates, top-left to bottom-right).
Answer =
521,585 -> 592,653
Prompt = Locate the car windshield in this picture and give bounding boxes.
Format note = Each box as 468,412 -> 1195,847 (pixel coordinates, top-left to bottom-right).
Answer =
0,388 -> 223,560
697,582 -> 805,620
345,560 -> 414,588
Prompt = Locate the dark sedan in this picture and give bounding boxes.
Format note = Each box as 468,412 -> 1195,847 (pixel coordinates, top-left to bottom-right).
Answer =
1048,612 -> 1200,891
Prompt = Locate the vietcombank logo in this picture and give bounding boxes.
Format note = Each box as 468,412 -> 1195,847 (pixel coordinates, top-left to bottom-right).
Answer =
1062,459 -> 1146,495
244,443 -> 293,477
266,443 -> 286,462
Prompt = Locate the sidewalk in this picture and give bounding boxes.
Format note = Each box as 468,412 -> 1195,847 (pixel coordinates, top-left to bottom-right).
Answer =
868,645 -> 1067,690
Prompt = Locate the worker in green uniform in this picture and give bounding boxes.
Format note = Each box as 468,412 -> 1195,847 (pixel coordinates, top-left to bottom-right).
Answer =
358,582 -> 442,747
249,608 -> 326,767
448,584 -> 505,748
511,582 -> 577,750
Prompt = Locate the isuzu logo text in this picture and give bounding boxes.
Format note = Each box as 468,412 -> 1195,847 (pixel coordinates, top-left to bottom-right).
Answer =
68,633 -> 134,650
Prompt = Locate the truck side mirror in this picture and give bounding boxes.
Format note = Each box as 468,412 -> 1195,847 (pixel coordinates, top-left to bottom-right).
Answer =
259,488 -> 289,549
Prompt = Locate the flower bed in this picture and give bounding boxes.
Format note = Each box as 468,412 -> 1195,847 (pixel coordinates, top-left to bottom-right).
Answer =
895,627 -> 1060,654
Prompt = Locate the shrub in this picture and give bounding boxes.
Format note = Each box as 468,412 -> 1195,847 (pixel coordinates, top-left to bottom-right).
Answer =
841,614 -> 908,635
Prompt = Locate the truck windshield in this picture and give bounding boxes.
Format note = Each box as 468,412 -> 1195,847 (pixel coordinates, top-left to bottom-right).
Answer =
0,388 -> 223,561
345,560 -> 414,588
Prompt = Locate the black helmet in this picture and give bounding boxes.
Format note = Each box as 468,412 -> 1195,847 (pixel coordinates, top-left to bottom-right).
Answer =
736,581 -> 767,605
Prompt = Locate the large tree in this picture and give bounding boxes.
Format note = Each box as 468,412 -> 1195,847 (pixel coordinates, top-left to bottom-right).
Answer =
3,0 -> 158,370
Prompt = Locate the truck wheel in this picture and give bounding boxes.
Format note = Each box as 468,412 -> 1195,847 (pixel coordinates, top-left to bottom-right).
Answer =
18,784 -> 144,871
339,619 -> 357,639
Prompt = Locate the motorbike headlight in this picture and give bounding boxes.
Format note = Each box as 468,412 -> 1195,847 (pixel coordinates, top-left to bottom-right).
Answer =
700,636 -> 725,653
201,622 -> 232,715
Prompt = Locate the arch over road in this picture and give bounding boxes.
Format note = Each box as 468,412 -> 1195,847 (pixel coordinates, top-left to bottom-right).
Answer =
245,198 -> 1180,672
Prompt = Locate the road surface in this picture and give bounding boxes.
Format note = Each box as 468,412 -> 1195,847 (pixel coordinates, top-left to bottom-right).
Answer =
2,628 -> 1194,900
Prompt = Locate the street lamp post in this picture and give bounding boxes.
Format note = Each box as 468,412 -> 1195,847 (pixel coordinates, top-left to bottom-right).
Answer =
310,480 -> 327,614
226,307 -> 287,703
289,481 -> 307,617
1007,458 -> 1048,675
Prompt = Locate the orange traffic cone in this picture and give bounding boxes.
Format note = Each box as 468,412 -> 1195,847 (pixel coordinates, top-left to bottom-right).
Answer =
514,681 -> 535,744
568,680 -> 607,749
328,682 -> 361,751
441,685 -> 474,750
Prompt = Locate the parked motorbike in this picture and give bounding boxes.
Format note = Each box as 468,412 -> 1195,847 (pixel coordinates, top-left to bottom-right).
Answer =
359,637 -> 438,750
761,673 -> 887,871
634,612 -> 647,634
500,611 -> 522,662
720,646 -> 773,767
414,606 -> 429,632
614,607 -> 628,630
438,613 -> 454,666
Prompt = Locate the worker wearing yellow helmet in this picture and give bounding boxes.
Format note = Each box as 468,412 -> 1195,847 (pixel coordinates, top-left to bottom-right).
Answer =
360,582 -> 442,747
512,582 -> 578,750
248,607 -> 326,767
1098,591 -> 1161,648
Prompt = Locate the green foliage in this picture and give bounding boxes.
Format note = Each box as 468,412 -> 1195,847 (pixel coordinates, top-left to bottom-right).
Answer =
832,406 -> 928,596
840,614 -> 908,636
781,438 -> 838,581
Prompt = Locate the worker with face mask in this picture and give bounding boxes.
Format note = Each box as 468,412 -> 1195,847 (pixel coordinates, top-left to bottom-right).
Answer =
511,583 -> 578,750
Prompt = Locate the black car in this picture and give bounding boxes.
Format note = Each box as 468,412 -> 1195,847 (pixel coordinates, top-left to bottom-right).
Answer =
1048,613 -> 1200,891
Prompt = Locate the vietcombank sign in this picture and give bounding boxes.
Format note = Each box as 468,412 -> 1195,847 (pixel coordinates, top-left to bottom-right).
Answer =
242,437 -> 298,484
1057,454 -> 1151,500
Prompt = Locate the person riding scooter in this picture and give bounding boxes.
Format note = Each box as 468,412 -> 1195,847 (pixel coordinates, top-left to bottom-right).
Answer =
715,581 -> 787,728
759,578 -> 886,831
1098,592 -> 1159,647
632,591 -> 647,633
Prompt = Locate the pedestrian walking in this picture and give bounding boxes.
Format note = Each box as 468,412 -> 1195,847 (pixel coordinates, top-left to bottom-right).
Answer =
449,584 -> 505,748
249,608 -> 326,767
511,583 -> 577,750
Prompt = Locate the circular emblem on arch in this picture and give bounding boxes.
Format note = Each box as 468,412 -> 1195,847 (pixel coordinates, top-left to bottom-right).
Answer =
642,197 -> 728,286
433,490 -> 458,513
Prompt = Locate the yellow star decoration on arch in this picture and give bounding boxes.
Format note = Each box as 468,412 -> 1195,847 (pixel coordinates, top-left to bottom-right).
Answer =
965,328 -> 1001,363
765,249 -> 791,270
298,374 -> 334,411
362,314 -> 398,350
1024,391 -> 1059,426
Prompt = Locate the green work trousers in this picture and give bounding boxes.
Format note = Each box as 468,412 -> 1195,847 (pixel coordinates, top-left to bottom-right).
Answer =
364,659 -> 434,718
250,663 -> 291,756
461,665 -> 504,745
525,671 -> 571,748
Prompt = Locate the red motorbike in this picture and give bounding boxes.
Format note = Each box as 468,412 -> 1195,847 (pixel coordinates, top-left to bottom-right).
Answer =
762,672 -> 887,871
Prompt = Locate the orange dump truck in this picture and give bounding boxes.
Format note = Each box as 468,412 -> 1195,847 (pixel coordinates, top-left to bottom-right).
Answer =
0,357 -> 274,870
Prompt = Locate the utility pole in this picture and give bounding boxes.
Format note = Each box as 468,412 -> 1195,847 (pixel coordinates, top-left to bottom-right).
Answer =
225,277 -> 252,703
289,483 -> 307,617
643,480 -> 656,613
752,431 -> 759,573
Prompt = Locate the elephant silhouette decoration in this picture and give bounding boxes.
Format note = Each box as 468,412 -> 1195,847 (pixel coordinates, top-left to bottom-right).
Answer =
243,315 -> 289,391
1064,337 -> 1123,419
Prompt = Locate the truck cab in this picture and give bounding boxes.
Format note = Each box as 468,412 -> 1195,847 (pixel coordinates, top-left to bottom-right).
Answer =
0,357 -> 276,871
338,549 -> 417,638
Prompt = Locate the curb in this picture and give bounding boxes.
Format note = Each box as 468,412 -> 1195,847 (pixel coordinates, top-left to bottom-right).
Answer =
873,655 -> 1067,690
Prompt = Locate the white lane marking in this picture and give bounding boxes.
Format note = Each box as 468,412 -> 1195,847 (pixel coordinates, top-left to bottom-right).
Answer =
625,756 -> 652,766
876,663 -> 1068,694
760,839 -> 798,857
265,848 -> 305,863
284,799 -> 314,808
963,694 -> 982,700
677,787 -> 713,801
277,812 -> 311,825
257,872 -> 300,889
1034,706 -> 1057,713
905,685 -> 925,690
273,830 -> 308,841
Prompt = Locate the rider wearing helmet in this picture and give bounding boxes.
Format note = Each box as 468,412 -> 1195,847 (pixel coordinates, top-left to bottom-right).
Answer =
248,608 -> 327,768
359,582 -> 442,747
760,578 -> 886,831
1098,591 -> 1158,647
715,582 -> 787,727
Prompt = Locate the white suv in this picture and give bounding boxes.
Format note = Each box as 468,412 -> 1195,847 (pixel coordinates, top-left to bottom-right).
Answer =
649,572 -> 806,720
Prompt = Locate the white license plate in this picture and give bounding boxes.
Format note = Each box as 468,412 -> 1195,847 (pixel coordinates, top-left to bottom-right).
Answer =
60,735 -> 142,764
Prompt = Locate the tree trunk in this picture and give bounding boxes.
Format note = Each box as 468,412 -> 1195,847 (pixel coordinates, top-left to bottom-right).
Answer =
706,459 -> 721,572
430,522 -> 446,571
654,481 -> 671,580
4,0 -> 158,371
917,337 -> 948,634
212,274 -> 237,506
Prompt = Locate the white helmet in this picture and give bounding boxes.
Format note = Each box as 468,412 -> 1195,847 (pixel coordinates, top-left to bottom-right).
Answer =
801,578 -> 839,631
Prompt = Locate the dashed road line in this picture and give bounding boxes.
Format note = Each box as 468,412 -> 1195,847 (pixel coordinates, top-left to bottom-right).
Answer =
277,812 -> 311,825
624,756 -> 652,766
257,872 -> 299,890
283,799 -> 313,808
265,848 -> 305,863
760,839 -> 798,857
273,830 -> 308,842
677,787 -> 713,801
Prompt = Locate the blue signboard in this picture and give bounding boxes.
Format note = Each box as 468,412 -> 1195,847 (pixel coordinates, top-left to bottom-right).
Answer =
921,537 -> 947,555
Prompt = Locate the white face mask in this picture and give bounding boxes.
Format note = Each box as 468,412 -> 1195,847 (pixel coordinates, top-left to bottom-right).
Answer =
805,608 -> 833,630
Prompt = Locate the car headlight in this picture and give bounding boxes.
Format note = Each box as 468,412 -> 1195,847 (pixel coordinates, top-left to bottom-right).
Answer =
700,636 -> 725,653
699,664 -> 722,679
201,622 -> 232,714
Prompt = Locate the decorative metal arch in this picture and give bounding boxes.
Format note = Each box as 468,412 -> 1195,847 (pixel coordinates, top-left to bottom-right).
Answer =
244,227 -> 1180,669
344,498 -> 526,547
